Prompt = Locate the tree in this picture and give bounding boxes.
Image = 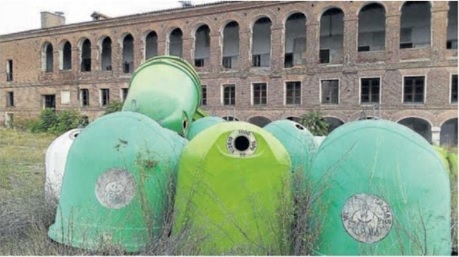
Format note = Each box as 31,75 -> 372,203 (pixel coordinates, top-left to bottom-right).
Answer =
300,111 -> 329,136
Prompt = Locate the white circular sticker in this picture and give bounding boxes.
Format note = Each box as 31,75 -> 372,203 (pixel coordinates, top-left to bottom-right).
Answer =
95,168 -> 136,209
341,194 -> 393,243
226,130 -> 257,157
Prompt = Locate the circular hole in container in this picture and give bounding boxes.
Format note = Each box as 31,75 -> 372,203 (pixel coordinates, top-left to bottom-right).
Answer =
295,123 -> 305,130
234,136 -> 250,152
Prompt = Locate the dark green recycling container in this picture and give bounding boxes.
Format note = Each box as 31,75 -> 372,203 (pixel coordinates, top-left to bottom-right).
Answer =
48,112 -> 187,252
264,119 -> 317,174
186,116 -> 225,140
310,120 -> 451,255
173,121 -> 292,255
122,56 -> 202,136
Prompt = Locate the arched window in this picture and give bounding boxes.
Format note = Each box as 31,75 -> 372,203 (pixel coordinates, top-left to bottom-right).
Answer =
169,28 -> 183,57
101,37 -> 112,71
61,41 -> 72,70
194,25 -> 210,67
252,17 -> 272,67
285,13 -> 306,67
122,34 -> 134,73
80,39 -> 91,72
400,2 -> 431,49
42,43 -> 53,72
320,8 -> 344,64
358,3 -> 386,51
440,118 -> 458,146
222,21 -> 239,69
398,117 -> 432,143
145,31 -> 158,60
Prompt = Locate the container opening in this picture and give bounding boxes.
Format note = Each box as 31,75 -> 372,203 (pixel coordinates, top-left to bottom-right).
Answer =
295,123 -> 305,130
234,136 -> 250,151
183,119 -> 188,130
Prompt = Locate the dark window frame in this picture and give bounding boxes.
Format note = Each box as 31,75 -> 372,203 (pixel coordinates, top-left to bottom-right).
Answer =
321,79 -> 339,104
403,76 -> 425,104
223,84 -> 236,106
80,89 -> 89,107
100,88 -> 110,106
360,77 -> 381,104
452,74 -> 458,103
253,83 -> 267,105
201,85 -> 207,106
6,91 -> 14,107
285,81 -> 301,105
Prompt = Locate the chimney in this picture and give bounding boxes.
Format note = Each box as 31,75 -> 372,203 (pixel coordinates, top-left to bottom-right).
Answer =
41,11 -> 65,29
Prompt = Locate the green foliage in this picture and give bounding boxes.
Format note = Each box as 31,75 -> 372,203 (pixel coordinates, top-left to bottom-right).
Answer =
104,101 -> 123,115
300,111 -> 329,136
16,109 -> 87,135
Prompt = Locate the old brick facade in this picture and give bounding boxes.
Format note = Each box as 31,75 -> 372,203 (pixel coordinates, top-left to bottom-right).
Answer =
0,1 -> 457,144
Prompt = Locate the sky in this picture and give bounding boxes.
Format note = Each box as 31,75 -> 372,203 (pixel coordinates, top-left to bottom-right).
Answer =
0,0 -> 219,36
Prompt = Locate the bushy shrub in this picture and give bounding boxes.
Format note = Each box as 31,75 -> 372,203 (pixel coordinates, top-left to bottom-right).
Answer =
300,111 -> 329,136
14,109 -> 87,135
104,101 -> 123,115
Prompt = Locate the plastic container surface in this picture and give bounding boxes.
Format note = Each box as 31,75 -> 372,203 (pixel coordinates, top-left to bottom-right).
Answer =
48,112 -> 187,252
264,119 -> 317,174
45,128 -> 81,205
186,116 -> 225,140
122,56 -> 202,136
310,120 -> 451,255
173,121 -> 292,255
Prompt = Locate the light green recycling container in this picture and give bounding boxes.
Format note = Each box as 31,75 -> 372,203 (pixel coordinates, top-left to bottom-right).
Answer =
310,120 -> 451,255
264,119 -> 317,174
173,121 -> 292,255
48,112 -> 187,252
186,116 -> 225,140
122,55 -> 202,136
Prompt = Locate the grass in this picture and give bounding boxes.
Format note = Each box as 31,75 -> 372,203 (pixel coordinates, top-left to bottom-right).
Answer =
0,127 -> 456,255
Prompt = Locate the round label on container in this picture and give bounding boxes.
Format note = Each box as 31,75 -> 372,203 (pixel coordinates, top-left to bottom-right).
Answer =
95,168 -> 136,209
226,130 -> 257,157
341,194 -> 393,243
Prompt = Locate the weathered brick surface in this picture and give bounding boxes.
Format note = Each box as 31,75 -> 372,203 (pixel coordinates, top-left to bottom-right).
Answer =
0,1 -> 456,129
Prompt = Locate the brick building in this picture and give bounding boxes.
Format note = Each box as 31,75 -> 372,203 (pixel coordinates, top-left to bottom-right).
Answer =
0,1 -> 457,145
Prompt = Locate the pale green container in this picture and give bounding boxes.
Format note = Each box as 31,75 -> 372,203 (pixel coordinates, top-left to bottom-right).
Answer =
122,55 -> 202,136
173,121 -> 292,255
310,120 -> 451,255
48,112 -> 186,252
186,116 -> 225,140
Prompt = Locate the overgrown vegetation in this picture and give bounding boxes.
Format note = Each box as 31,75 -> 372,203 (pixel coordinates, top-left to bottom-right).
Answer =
300,111 -> 329,136
104,101 -> 123,115
13,108 -> 88,135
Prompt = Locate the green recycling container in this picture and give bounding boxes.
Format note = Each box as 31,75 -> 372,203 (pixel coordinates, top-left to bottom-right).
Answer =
122,55 -> 202,136
186,116 -> 225,140
48,112 -> 187,252
173,121 -> 292,255
264,119 -> 317,174
310,120 -> 451,255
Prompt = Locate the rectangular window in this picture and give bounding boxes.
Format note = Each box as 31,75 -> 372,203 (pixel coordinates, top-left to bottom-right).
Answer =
252,54 -> 261,67
358,46 -> 370,52
321,79 -> 339,104
452,74 -> 458,103
6,92 -> 14,107
223,84 -> 236,106
286,81 -> 301,105
360,78 -> 380,104
284,53 -> 294,68
6,59 -> 13,81
123,61 -> 133,74
222,57 -> 232,69
201,85 -> 207,105
43,94 -> 56,109
194,59 -> 204,67
121,88 -> 129,102
403,76 -> 425,103
319,49 -> 330,64
100,89 -> 110,106
252,83 -> 267,105
80,89 -> 89,107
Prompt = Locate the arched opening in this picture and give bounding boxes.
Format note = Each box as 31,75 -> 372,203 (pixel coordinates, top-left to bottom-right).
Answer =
80,39 -> 91,72
324,117 -> 344,134
222,21 -> 239,69
285,12 -> 306,67
61,41 -> 72,70
169,28 -> 183,58
252,17 -> 272,67
122,34 -> 134,73
398,117 -> 432,143
440,118 -> 458,146
400,1 -> 431,49
248,116 -> 272,127
447,1 -> 458,49
194,25 -> 210,67
320,8 -> 344,64
101,37 -> 112,71
222,116 -> 239,121
358,3 -> 385,52
145,31 -> 158,60
43,43 -> 53,72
